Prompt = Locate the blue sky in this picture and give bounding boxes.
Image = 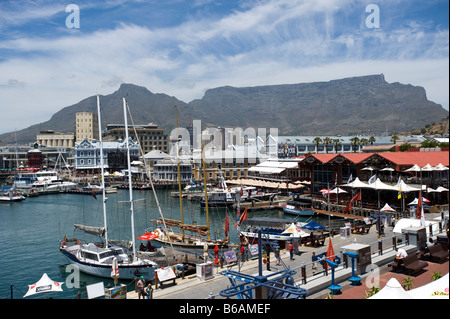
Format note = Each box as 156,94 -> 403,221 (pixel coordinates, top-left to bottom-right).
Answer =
0,0 -> 448,135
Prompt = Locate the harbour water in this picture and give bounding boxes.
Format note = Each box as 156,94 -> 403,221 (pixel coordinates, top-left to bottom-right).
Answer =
0,188 -> 327,299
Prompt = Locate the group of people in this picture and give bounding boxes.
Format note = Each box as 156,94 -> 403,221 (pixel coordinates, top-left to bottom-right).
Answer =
135,276 -> 153,299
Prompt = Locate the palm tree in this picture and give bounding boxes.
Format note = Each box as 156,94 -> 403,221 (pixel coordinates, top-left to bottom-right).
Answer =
313,137 -> 322,154
390,134 -> 399,144
350,137 -> 360,152
360,138 -> 369,151
368,136 -> 376,145
332,139 -> 342,153
323,137 -> 332,153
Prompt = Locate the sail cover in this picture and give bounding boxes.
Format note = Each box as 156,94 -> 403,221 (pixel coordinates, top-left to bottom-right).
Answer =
74,224 -> 105,237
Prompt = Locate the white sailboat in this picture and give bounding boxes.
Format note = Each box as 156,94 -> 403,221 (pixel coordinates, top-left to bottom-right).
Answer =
59,96 -> 157,281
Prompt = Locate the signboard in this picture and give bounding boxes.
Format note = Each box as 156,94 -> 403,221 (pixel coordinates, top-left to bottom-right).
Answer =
249,244 -> 259,256
86,282 -> 105,299
156,267 -> 176,282
105,284 -> 127,299
224,250 -> 237,263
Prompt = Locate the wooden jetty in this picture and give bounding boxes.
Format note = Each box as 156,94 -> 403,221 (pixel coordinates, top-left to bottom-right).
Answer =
314,209 -> 366,221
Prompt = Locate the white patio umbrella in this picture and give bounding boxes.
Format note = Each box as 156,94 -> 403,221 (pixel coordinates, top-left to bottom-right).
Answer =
111,257 -> 119,286
380,203 -> 395,212
433,163 -> 449,171
435,186 -> 449,192
404,164 -> 421,172
23,273 -> 64,298
408,273 -> 449,299
421,163 -> 435,171
281,223 -> 308,238
369,278 -> 412,299
329,187 -> 348,194
408,197 -> 430,205
365,178 -> 398,191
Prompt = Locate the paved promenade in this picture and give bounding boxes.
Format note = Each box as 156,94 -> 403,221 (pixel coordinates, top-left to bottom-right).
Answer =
127,212 -> 448,299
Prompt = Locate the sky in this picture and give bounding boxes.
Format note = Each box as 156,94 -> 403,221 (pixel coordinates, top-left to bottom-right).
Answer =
0,0 -> 448,134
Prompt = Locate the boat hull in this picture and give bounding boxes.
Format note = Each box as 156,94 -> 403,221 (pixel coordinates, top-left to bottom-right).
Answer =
60,247 -> 156,281
281,206 -> 315,216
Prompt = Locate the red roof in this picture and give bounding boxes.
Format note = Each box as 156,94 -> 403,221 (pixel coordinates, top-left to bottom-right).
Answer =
302,151 -> 449,168
378,151 -> 449,167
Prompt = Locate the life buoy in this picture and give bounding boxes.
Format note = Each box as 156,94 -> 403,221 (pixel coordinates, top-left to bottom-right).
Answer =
154,229 -> 160,237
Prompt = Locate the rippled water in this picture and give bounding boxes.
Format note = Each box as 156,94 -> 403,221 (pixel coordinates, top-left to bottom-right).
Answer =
1,188 -> 306,299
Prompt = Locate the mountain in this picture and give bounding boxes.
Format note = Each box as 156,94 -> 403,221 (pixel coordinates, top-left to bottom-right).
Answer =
1,74 -> 448,145
190,74 -> 447,135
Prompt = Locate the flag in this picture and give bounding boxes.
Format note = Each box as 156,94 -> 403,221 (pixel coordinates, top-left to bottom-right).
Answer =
368,174 -> 376,184
347,174 -> 353,184
416,191 -> 422,219
343,191 -> 361,214
396,177 -> 402,199
224,211 -> 230,237
234,208 -> 248,227
325,238 -> 335,269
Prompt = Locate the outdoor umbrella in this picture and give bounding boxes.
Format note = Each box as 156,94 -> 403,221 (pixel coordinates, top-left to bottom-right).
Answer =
433,163 -> 449,171
404,164 -> 421,172
301,221 -> 325,231
111,257 -> 119,286
23,273 -> 64,298
408,273 -> 449,299
282,223 -> 308,237
380,203 -> 395,212
421,163 -> 435,171
369,278 -> 412,299
329,187 -> 347,194
137,231 -> 159,241
408,197 -> 430,205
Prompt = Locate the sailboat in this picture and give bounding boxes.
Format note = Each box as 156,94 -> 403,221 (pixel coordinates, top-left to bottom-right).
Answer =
59,96 -> 157,281
151,106 -> 230,249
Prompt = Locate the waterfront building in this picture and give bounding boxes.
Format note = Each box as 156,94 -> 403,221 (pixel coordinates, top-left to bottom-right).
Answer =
74,137 -> 139,172
0,144 -> 74,170
270,135 -> 422,158
36,130 -> 75,148
75,112 -> 99,143
103,123 -> 169,154
152,158 -> 193,184
248,159 -> 310,182
299,150 -> 449,194
190,146 -> 262,182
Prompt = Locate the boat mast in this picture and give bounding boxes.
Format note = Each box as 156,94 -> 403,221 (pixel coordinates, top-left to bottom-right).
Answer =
201,145 -> 211,241
97,95 -> 108,248
123,98 -> 137,262
175,105 -> 185,242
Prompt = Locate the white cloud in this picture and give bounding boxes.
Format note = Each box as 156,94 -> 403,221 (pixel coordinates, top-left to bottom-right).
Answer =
0,0 -> 448,135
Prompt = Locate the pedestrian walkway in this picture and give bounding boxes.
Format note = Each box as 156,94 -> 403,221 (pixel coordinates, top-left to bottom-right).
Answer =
126,212 -> 448,299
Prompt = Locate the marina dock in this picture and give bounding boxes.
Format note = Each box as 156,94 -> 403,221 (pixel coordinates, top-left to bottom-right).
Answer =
125,211 -> 449,299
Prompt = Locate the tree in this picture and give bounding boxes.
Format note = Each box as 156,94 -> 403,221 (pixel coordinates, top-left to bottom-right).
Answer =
368,136 -> 376,145
332,139 -> 342,153
390,134 -> 399,144
313,137 -> 322,154
323,137 -> 332,153
360,138 -> 369,151
350,137 -> 360,152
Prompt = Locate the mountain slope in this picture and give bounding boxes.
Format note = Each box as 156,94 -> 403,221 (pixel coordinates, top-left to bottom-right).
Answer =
1,74 -> 447,145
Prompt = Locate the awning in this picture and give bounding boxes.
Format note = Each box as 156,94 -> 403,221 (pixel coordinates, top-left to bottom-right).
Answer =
248,167 -> 286,174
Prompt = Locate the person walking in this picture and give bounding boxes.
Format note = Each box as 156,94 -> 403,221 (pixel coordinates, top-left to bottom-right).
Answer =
289,242 -> 294,260
136,276 -> 146,299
